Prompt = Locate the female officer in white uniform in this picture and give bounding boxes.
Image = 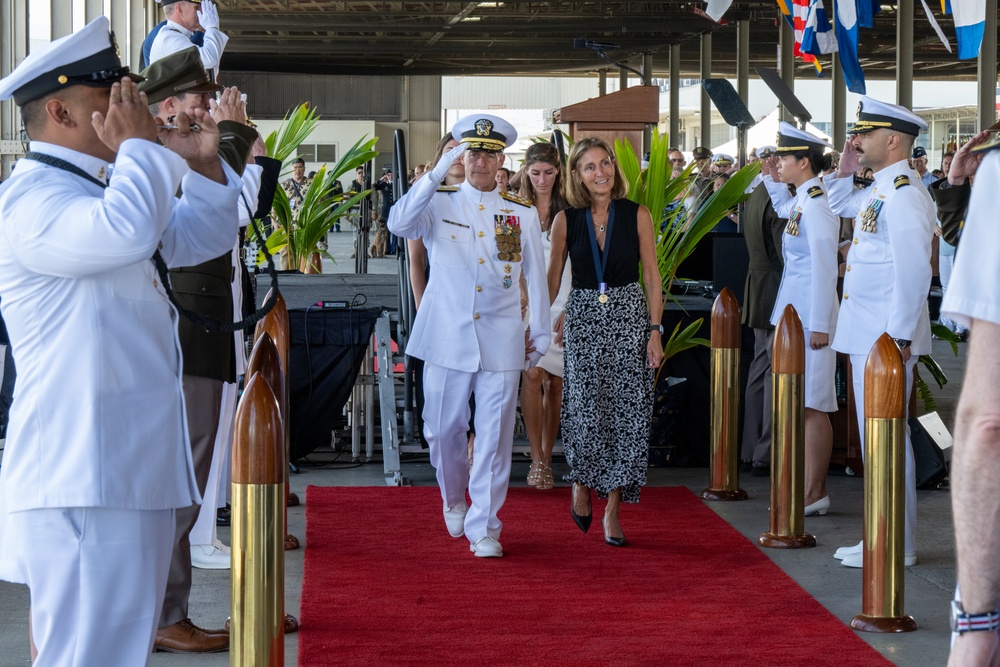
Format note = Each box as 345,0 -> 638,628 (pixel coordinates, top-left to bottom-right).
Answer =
762,122 -> 839,517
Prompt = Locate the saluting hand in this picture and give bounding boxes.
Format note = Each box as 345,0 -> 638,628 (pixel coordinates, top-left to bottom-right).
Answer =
949,130 -> 991,186
91,77 -> 158,153
158,107 -> 225,184
837,140 -> 861,178
209,86 -> 247,125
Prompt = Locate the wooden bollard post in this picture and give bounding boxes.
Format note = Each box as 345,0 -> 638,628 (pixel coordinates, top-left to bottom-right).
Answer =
850,334 -> 917,633
758,305 -> 816,549
255,291 -> 300,551
245,333 -> 300,636
231,372 -> 285,666
702,288 -> 748,501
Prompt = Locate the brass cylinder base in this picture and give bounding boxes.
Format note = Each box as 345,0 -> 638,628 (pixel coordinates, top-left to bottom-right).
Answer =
850,613 -> 918,633
231,483 -> 285,667
701,488 -> 749,501
704,348 -> 746,501
757,531 -> 817,549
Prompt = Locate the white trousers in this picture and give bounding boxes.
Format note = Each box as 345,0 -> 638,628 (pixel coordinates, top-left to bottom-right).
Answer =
11,507 -> 174,666
422,363 -> 520,543
190,381 -> 238,546
850,353 -> 918,554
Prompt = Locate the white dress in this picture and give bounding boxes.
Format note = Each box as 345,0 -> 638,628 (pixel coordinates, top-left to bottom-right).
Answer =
537,229 -> 572,377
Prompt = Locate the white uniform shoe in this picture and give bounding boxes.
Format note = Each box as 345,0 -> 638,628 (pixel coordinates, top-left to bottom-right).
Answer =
834,541 -> 863,560
841,550 -> 916,568
191,540 -> 231,570
443,500 -> 468,538
470,536 -> 502,558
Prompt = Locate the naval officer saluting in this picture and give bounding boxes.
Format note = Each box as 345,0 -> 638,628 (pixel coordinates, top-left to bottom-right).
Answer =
0,17 -> 242,665
389,115 -> 550,558
824,96 -> 935,569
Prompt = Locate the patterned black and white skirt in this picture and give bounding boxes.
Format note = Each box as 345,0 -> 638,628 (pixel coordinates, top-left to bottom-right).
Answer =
561,281 -> 654,503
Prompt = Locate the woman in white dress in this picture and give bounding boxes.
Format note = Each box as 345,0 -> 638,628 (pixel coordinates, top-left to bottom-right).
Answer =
518,142 -> 570,489
762,123 -> 840,516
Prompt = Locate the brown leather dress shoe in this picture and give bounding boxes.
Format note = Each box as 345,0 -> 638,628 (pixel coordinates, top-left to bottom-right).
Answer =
154,618 -> 230,653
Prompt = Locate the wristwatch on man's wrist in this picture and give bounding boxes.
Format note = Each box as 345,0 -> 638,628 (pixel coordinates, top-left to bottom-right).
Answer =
649,324 -> 664,334
892,338 -> 911,349
951,600 -> 1000,634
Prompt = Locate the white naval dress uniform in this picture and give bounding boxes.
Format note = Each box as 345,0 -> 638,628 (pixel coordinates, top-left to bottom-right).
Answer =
764,175 -> 839,411
389,178 -> 550,544
0,139 -> 241,665
148,19 -> 228,75
825,158 -> 935,555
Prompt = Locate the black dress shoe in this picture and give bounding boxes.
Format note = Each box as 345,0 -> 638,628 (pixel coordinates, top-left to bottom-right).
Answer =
602,517 -> 626,547
570,483 -> 592,533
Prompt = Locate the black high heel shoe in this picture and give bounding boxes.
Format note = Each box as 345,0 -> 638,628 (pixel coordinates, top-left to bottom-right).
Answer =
602,516 -> 626,547
571,483 -> 592,533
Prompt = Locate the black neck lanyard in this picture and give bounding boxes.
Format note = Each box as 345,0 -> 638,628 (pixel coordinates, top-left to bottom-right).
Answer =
585,201 -> 615,295
21,151 -> 278,333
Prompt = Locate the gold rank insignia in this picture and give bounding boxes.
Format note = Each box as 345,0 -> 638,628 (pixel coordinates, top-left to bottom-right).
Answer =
807,185 -> 823,199
475,118 -> 494,136
893,175 -> 910,189
786,209 -> 801,236
500,191 -> 532,207
858,198 -> 883,233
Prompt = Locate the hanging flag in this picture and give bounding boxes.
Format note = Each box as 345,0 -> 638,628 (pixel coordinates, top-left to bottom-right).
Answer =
953,0 -> 986,59
801,0 -> 839,57
777,0 -> 824,74
857,0 -> 881,27
919,0 -> 952,54
835,0 -> 866,94
941,1 -> 952,14
704,0 -> 734,21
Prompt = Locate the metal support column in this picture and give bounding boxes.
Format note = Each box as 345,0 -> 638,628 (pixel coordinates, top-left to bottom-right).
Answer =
0,0 -> 28,179
737,20 -> 750,166
670,44 -> 680,147
832,53 -> 846,149
374,314 -> 405,486
779,19 -> 795,124
642,52 -> 653,153
51,0 -> 74,39
700,33 -> 712,149
979,0 -> 998,130
896,0 -> 914,109
620,60 -> 629,90
599,69 -> 607,96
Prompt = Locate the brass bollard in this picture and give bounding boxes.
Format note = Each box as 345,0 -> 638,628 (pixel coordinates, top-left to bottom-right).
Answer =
850,334 -> 917,633
702,287 -> 748,501
255,290 -> 300,551
758,305 -> 816,549
231,372 -> 285,666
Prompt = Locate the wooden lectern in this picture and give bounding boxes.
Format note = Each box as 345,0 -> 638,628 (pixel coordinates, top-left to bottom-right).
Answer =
553,86 -> 659,156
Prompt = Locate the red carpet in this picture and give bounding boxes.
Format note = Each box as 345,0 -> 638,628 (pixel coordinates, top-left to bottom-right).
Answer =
299,486 -> 891,666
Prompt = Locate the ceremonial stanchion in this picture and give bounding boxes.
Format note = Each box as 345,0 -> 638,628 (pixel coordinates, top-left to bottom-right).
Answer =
254,290 -> 300,551
244,334 -> 300,636
230,371 -> 285,666
850,334 -> 917,633
758,305 -> 815,548
702,287 -> 748,501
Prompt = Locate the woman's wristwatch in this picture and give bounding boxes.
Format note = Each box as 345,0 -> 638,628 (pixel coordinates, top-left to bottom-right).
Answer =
650,324 -> 664,334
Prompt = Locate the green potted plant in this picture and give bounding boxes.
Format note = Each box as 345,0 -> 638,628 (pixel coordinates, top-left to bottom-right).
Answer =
254,103 -> 379,273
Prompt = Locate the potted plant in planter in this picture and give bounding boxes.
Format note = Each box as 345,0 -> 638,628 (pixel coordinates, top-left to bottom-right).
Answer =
254,103 -> 379,273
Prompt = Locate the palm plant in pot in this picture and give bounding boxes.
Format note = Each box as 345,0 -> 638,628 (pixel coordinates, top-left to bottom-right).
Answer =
255,104 -> 379,273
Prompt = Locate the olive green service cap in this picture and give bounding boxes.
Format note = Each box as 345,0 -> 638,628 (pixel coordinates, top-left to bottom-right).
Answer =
139,47 -> 222,104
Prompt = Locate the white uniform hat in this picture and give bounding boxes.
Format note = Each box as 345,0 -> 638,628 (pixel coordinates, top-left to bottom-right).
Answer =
0,17 -> 139,106
848,96 -> 928,137
712,153 -> 734,167
755,145 -> 777,158
776,121 -> 833,154
451,114 -> 517,152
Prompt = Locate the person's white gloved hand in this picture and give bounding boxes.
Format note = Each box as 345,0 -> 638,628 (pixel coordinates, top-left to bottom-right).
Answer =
428,142 -> 467,184
198,0 -> 220,30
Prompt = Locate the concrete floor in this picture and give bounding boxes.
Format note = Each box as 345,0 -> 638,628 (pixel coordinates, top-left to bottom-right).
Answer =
0,228 -> 966,665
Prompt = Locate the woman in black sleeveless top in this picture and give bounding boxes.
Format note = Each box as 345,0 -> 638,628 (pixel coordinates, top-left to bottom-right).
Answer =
547,137 -> 663,547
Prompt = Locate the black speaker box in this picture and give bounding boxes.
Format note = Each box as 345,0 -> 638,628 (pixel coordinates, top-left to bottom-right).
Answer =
908,414 -> 951,489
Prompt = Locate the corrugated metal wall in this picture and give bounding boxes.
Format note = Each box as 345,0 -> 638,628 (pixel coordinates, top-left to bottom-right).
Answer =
223,72 -> 404,121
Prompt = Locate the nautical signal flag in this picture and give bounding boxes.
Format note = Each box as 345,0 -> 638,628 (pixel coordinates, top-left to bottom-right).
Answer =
800,0 -> 838,60
776,0 -> 823,74
834,0 -> 866,94
945,0 -> 986,59
703,0 -> 734,22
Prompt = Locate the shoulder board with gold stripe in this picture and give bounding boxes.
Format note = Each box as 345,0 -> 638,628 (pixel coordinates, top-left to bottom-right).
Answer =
894,175 -> 910,189
807,185 -> 824,199
437,185 -> 459,192
500,191 -> 532,207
